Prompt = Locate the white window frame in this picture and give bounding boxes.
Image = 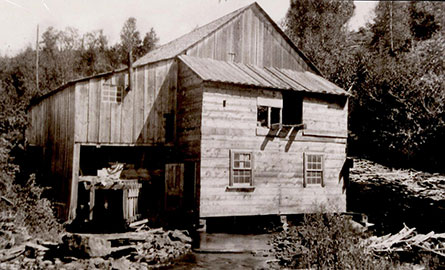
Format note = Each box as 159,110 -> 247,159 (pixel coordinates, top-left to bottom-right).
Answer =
303,153 -> 324,187
257,96 -> 283,129
230,150 -> 254,187
102,77 -> 123,103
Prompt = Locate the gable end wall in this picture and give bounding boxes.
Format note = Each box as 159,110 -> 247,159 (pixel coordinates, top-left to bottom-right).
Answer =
185,6 -> 311,71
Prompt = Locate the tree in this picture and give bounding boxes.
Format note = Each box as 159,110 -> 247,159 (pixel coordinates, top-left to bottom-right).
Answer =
409,2 -> 440,41
119,17 -> 159,65
139,28 -> 159,57
349,2 -> 445,169
283,0 -> 355,87
120,17 -> 142,65
369,1 -> 412,56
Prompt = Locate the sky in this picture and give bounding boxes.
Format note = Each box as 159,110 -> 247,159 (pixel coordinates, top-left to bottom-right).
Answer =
0,0 -> 378,57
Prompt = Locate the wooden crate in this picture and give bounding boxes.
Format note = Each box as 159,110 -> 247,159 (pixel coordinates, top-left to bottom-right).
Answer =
123,187 -> 140,223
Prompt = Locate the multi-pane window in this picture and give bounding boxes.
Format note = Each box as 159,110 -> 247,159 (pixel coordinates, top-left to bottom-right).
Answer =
304,153 -> 324,186
102,78 -> 123,103
257,106 -> 281,128
230,151 -> 253,186
257,92 -> 303,129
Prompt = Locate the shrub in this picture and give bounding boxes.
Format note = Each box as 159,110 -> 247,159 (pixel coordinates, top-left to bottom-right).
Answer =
273,204 -> 393,269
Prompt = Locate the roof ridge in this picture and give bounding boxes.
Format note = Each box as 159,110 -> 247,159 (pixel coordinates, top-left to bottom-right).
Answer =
133,2 -> 256,67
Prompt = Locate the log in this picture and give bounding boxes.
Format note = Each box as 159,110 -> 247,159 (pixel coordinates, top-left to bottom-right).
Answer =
129,219 -> 148,228
0,245 -> 25,262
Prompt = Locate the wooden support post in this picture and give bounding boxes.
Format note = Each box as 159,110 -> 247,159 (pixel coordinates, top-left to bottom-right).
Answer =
280,215 -> 288,231
68,143 -> 80,221
89,187 -> 95,221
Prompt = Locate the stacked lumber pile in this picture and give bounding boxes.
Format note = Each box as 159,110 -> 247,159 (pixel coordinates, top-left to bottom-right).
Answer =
0,226 -> 192,269
351,159 -> 445,201
366,225 -> 445,259
348,159 -> 445,234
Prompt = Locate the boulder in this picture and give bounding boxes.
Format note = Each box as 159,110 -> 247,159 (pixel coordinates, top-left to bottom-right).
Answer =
62,234 -> 111,258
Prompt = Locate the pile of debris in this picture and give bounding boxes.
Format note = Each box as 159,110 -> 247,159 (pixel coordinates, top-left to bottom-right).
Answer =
0,227 -> 192,269
348,159 -> 445,234
365,225 -> 445,260
350,159 -> 445,201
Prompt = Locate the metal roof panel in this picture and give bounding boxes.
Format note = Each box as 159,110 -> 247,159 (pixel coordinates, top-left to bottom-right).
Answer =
178,55 -> 349,96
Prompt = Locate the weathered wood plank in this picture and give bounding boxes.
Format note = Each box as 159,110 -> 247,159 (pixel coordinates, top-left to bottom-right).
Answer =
99,78 -> 111,143
142,65 -> 150,143
87,79 -> 100,142
110,75 -> 123,143
121,72 -> 134,143
133,67 -> 145,142
74,81 -> 88,142
146,66 -> 156,143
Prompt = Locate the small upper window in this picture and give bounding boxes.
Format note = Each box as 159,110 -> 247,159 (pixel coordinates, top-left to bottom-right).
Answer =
282,92 -> 302,126
257,106 -> 281,128
230,150 -> 253,186
102,78 -> 123,103
304,153 -> 324,187
257,92 -> 302,129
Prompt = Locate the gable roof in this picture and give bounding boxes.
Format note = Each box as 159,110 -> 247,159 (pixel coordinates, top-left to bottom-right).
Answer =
179,55 -> 348,96
133,4 -> 251,67
134,2 -> 321,75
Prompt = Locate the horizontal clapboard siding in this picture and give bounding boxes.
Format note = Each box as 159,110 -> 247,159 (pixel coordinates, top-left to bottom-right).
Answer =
199,85 -> 347,217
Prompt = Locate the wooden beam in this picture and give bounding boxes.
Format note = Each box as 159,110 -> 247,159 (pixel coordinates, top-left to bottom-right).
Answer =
68,143 -> 80,222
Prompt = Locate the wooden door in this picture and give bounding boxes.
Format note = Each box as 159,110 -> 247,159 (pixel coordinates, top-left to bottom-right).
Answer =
164,163 -> 184,210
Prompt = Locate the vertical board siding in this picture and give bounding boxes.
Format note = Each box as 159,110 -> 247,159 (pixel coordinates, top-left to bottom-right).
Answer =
73,59 -> 177,145
186,5 -> 310,71
177,62 -> 203,160
177,63 -> 203,215
199,85 -> 347,217
26,86 -> 76,219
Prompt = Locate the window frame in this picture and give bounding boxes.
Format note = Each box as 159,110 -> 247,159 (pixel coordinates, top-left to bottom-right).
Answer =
257,106 -> 282,128
303,153 -> 324,187
102,77 -> 123,104
229,150 -> 254,187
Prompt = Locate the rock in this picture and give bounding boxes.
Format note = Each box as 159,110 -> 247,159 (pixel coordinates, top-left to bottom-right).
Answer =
139,262 -> 149,270
111,258 -> 131,270
168,230 -> 192,243
24,242 -> 49,258
62,233 -> 111,258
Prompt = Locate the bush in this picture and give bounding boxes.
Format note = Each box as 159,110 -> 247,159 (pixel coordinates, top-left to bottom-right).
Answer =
273,204 -> 393,270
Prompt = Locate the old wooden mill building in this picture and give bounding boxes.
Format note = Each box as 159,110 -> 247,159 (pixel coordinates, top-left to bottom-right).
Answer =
26,3 -> 349,227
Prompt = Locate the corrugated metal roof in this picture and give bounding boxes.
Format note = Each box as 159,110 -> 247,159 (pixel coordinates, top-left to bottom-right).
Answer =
178,55 -> 349,96
133,4 -> 252,67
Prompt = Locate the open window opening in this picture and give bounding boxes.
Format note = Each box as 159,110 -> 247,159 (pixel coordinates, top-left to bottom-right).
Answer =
257,106 -> 281,128
257,92 -> 303,129
282,92 -> 302,126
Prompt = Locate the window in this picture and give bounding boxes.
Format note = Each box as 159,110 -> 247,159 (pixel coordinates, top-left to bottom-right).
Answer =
230,150 -> 253,186
257,106 -> 281,128
282,92 -> 302,125
304,153 -> 324,187
102,78 -> 123,103
257,92 -> 302,129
